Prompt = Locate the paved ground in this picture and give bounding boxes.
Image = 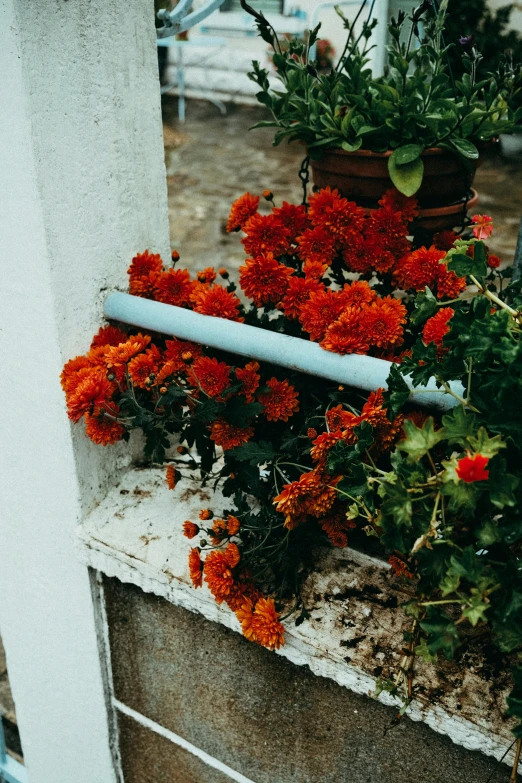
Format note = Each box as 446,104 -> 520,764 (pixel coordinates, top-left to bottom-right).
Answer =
162,96 -> 522,273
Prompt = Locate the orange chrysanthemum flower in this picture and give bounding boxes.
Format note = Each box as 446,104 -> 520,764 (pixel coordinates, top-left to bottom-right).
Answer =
388,555 -> 414,579
298,289 -> 346,341
310,431 -> 344,464
128,346 -> 161,389
308,187 -> 365,243
326,404 -> 359,432
251,597 -> 285,650
153,268 -> 193,307
239,253 -> 294,307
433,230 -> 459,251
166,464 -> 177,490
67,372 -> 114,423
274,467 -> 338,528
296,226 -> 337,265
303,259 -> 328,279
259,378 -> 299,422
188,547 -> 203,588
60,356 -> 93,392
84,404 -> 125,446
279,277 -> 323,319
342,235 -> 375,274
204,543 -> 241,603
191,284 -> 243,322
320,307 -> 370,355
105,334 -> 151,367
378,190 -> 419,223
227,515 -> 241,535
199,509 -> 213,521
236,361 -> 261,403
190,356 -> 231,399
340,280 -> 377,309
242,213 -> 290,258
226,192 -> 260,232
164,338 -> 202,373
210,518 -> 228,545
272,201 -> 309,238
394,245 -> 446,291
90,325 -> 127,349
363,296 -> 407,348
197,267 -> 216,284
183,521 -> 199,539
319,512 -> 355,548
435,265 -> 466,300
209,419 -> 254,450
127,250 -> 163,281
423,307 -> 454,347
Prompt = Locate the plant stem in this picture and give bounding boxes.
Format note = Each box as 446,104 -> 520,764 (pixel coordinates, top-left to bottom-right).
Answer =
510,739 -> 521,783
470,275 -> 520,318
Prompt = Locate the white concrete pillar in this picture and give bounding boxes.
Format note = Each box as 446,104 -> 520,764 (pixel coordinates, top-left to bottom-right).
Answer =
0,0 -> 170,780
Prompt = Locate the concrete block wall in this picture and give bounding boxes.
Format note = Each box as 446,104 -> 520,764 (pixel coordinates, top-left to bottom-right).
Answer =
104,576 -> 520,783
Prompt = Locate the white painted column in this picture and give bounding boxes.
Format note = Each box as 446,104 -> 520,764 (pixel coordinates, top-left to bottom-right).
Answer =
0,0 -> 170,781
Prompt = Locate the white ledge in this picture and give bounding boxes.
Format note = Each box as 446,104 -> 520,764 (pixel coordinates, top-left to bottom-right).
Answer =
77,467 -> 517,769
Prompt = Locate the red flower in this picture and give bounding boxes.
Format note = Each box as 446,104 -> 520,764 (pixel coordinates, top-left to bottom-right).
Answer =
67,372 -> 114,423
209,419 -> 254,450
84,403 -> 125,446
488,254 -> 502,269
308,187 -> 366,243
299,289 -> 346,341
128,346 -> 161,388
242,213 -> 290,257
127,250 -> 163,281
164,338 -> 202,373
456,454 -> 490,483
303,259 -> 328,279
435,265 -> 466,300
279,277 -> 323,319
471,214 -> 493,240
320,307 -> 370,355
363,296 -> 407,348
272,202 -> 309,238
188,548 -> 203,588
378,190 -> 419,223
204,543 -> 241,603
388,555 -> 414,579
296,226 -> 337,265
191,285 -> 243,322
340,280 -> 377,309
190,356 -> 231,399
239,253 -> 294,307
90,325 -> 127,349
153,268 -> 193,306
259,378 -> 299,422
395,246 -> 446,291
183,521 -> 199,539
423,307 -> 454,347
226,192 -> 260,232
235,361 -> 261,402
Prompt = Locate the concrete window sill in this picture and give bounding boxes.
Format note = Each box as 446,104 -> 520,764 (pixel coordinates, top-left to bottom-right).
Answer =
77,466 -> 516,767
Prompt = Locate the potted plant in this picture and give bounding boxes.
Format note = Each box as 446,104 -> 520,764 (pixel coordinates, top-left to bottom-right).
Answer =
240,0 -> 521,229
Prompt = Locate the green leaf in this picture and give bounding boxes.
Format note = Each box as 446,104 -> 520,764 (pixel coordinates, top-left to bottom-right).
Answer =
397,418 -> 443,462
420,608 -> 460,660
446,253 -> 487,278
448,138 -> 479,159
384,364 -> 410,419
410,287 -> 438,327
467,427 -> 505,459
489,456 -> 519,509
442,406 -> 477,448
392,144 -> 423,165
388,154 -> 424,197
230,440 -> 276,465
462,593 -> 489,626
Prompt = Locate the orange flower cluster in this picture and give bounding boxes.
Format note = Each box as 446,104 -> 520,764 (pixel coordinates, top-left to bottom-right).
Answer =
186,534 -> 284,650
274,467 -> 340,529
423,307 -> 454,347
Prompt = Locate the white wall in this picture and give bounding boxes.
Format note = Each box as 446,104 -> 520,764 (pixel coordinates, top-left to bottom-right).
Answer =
0,0 -> 170,780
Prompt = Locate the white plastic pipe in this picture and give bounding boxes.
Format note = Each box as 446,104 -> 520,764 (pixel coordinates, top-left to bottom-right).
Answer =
104,292 -> 463,410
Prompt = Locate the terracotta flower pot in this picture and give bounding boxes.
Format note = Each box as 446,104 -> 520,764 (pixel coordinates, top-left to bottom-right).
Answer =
309,146 -> 486,210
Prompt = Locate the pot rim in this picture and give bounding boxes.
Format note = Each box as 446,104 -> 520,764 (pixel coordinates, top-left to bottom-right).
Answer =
308,140 -> 498,160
